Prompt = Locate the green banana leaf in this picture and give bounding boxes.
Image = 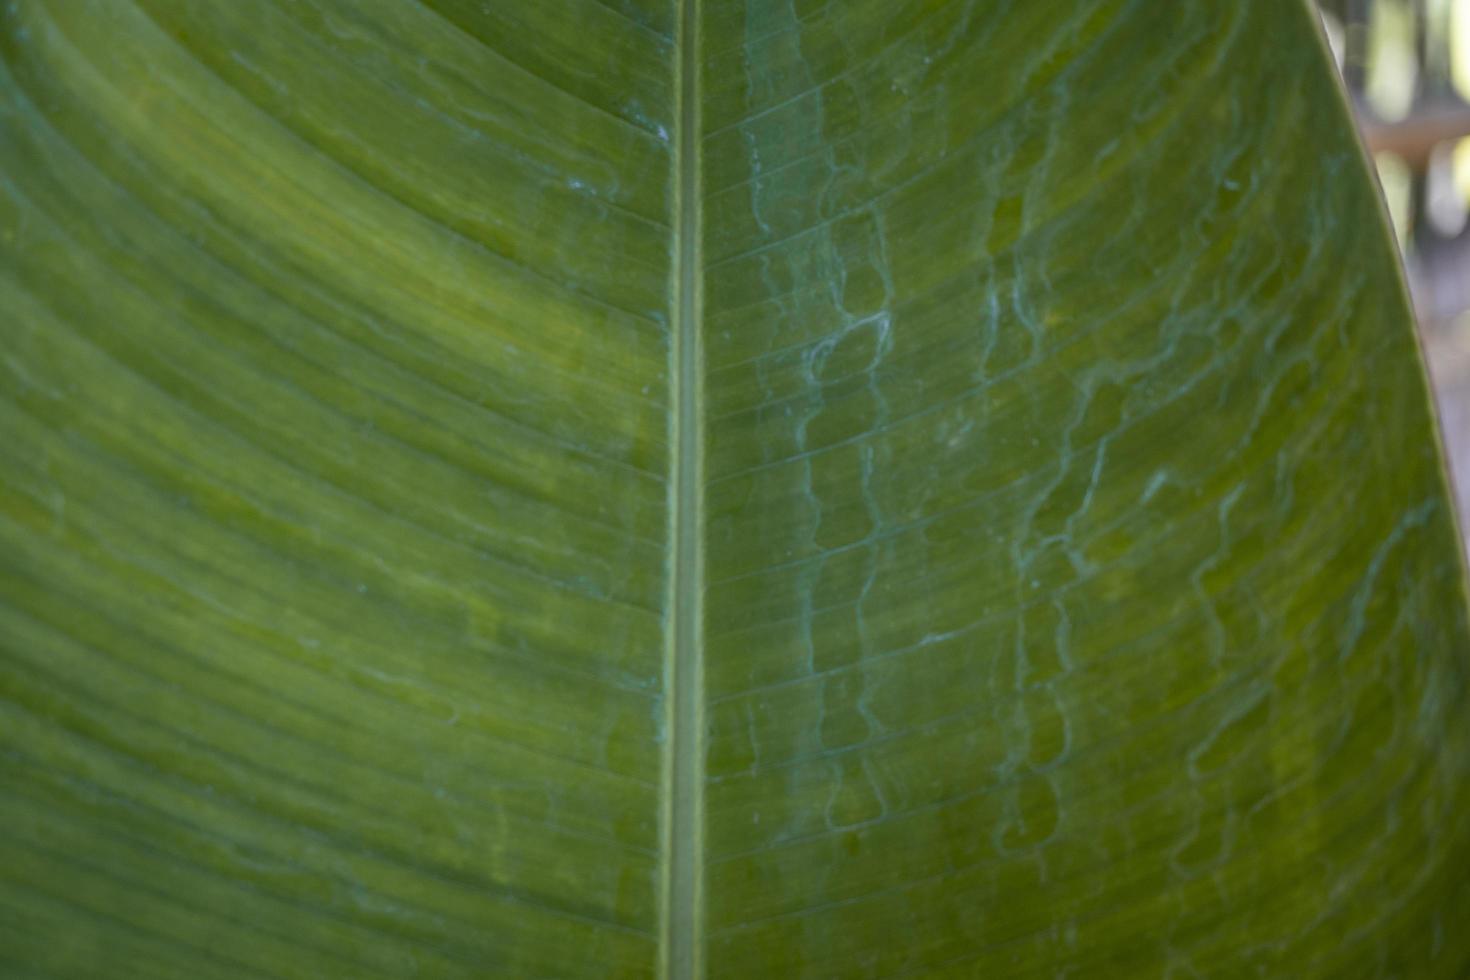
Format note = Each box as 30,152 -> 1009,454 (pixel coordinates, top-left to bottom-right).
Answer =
3,0 -> 1470,976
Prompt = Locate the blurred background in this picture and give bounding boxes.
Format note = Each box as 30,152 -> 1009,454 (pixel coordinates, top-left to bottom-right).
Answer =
1318,0 -> 1470,535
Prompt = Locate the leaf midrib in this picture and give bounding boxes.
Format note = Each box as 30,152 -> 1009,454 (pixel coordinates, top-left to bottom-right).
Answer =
663,0 -> 705,976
